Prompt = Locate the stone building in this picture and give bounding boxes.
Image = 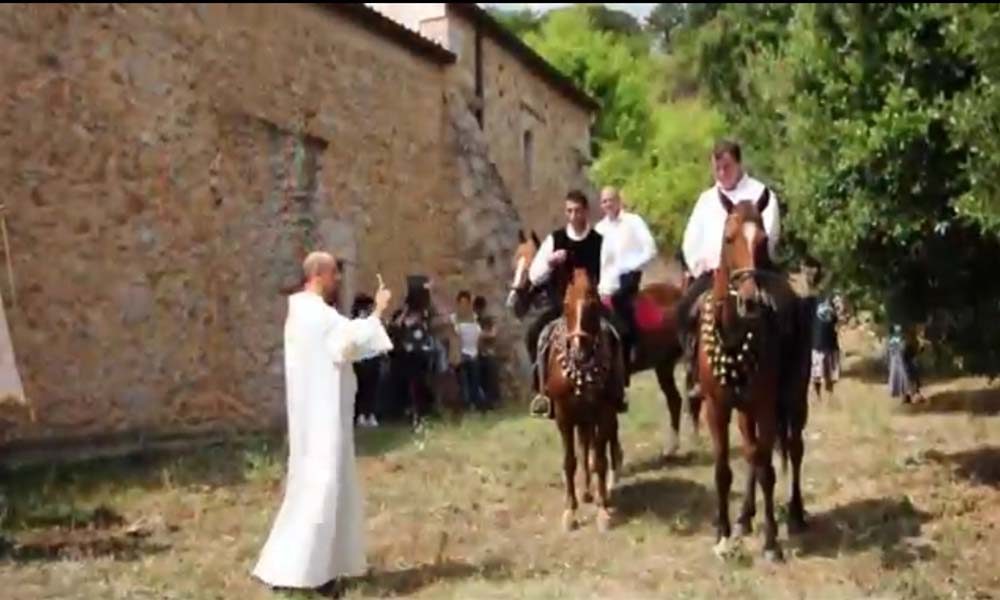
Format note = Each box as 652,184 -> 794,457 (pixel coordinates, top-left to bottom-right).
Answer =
0,3 -> 596,457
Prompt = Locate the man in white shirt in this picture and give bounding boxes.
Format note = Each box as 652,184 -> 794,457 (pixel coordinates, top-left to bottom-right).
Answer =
677,140 -> 782,395
526,189 -> 621,418
595,186 -> 658,383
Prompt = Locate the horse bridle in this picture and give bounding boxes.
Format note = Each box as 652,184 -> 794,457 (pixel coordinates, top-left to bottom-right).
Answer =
725,268 -> 781,316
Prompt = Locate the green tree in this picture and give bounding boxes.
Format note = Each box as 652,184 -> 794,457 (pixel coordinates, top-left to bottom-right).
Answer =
690,3 -> 1000,374
646,3 -> 687,50
524,7 -> 654,156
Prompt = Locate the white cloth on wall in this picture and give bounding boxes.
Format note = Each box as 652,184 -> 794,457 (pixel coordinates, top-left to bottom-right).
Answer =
0,287 -> 24,406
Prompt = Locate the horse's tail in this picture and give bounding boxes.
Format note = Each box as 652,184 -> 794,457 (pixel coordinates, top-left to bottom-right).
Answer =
775,295 -> 812,476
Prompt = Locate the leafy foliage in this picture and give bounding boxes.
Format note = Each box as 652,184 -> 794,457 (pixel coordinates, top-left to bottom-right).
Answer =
686,3 -> 1000,374
490,3 -> 1000,374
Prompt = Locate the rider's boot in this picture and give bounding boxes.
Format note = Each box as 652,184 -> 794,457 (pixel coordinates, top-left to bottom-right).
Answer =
529,351 -> 552,418
529,391 -> 551,418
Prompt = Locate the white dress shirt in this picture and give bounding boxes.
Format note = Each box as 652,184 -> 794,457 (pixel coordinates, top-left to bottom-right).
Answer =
529,225 -> 620,297
595,210 -> 658,276
681,174 -> 781,278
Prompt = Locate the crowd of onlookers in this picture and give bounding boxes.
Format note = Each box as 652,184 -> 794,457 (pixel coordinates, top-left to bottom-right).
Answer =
349,278 -> 501,428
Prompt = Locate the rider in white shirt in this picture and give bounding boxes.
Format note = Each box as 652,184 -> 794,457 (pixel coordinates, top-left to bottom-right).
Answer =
595,186 -> 658,384
677,140 -> 783,395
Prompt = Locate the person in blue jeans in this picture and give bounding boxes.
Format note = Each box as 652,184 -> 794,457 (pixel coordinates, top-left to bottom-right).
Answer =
474,295 -> 500,408
452,291 -> 487,411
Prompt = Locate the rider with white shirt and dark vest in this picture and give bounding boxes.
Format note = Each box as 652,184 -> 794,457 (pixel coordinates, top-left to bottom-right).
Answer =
676,140 -> 783,397
526,189 -> 624,418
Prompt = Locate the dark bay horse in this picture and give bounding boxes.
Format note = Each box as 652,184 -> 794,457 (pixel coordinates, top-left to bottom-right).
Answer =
543,268 -> 621,532
698,188 -> 808,562
507,231 -> 698,458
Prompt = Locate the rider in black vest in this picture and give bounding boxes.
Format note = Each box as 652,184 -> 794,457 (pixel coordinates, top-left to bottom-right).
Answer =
525,190 -> 626,418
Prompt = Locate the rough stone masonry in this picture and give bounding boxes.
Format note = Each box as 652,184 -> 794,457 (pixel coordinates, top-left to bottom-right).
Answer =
0,3 -> 595,456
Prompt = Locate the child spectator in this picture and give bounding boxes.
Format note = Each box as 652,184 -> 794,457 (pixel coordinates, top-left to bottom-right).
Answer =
451,291 -> 487,411
474,295 -> 500,409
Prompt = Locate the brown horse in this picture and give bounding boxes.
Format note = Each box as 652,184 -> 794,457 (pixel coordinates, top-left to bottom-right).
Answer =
542,268 -> 621,532
507,231 -> 697,458
698,187 -> 802,562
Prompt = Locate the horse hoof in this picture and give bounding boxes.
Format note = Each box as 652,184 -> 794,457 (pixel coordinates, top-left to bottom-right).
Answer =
663,430 -> 680,458
582,491 -> 594,504
562,510 -> 578,532
764,546 -> 784,563
787,518 -> 808,537
713,537 -> 733,560
596,509 -> 612,533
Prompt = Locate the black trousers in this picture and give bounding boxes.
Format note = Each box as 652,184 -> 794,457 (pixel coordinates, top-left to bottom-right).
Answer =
526,306 -> 562,392
611,271 -> 642,352
676,272 -> 714,348
353,358 -> 381,420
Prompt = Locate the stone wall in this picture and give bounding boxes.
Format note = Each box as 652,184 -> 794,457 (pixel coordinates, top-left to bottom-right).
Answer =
0,3 -> 458,449
0,3 -> 594,455
444,11 -> 595,233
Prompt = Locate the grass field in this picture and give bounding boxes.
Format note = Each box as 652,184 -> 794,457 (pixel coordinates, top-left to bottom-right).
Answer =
2,335 -> 999,599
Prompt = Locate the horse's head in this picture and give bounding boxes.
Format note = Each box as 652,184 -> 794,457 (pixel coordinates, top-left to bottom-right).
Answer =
563,268 -> 601,355
718,187 -> 771,319
506,229 -> 541,316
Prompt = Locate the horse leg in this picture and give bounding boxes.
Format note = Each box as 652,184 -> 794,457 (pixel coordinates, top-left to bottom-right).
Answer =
787,427 -> 808,535
689,393 -> 703,442
579,424 -> 594,504
608,414 -> 622,492
559,418 -> 579,532
595,414 -> 612,532
735,412 -> 757,539
757,408 -> 783,562
655,362 -> 682,457
706,399 -> 733,556
576,425 -> 594,504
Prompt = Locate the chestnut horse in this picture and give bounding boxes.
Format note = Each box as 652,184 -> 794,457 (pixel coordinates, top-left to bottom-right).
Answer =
507,231 -> 698,458
698,188 -> 809,562
544,268 -> 621,532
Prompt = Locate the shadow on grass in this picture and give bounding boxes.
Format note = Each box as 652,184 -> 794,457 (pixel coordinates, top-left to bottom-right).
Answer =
796,496 -> 935,569
340,560 -> 510,598
903,387 -> 1000,416
0,504 -> 170,564
614,475 -> 715,534
926,446 -> 1000,488
0,530 -> 170,564
621,451 -> 714,479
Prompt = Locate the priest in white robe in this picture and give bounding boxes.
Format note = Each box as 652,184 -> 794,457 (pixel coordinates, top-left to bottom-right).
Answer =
253,251 -> 393,590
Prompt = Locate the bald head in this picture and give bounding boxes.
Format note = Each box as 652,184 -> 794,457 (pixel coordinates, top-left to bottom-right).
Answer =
600,186 -> 622,219
303,251 -> 337,278
302,251 -> 340,301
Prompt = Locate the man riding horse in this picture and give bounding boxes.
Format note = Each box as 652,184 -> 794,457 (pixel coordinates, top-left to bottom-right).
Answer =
595,186 -> 658,387
676,140 -> 785,397
526,190 -> 629,418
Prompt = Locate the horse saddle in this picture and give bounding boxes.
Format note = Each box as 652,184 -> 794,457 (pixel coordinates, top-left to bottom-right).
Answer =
634,294 -> 668,333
